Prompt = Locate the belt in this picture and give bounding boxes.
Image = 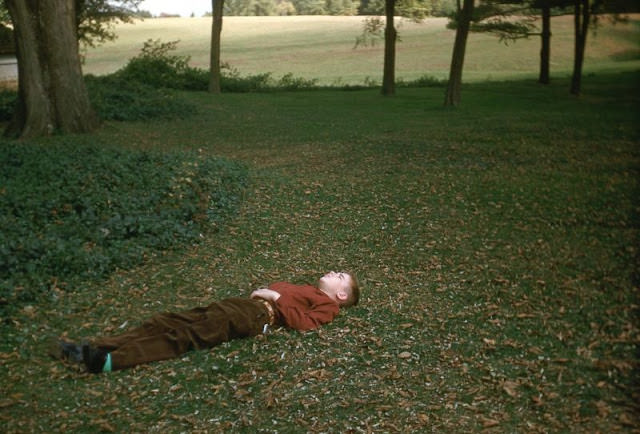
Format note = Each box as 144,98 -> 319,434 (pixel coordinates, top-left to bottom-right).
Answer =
256,299 -> 275,326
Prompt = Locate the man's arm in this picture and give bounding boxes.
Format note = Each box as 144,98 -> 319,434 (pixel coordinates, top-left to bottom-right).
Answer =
250,288 -> 281,302
272,293 -> 338,331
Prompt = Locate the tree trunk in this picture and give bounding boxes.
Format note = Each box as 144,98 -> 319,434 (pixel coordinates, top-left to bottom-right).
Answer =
570,0 -> 590,95
4,0 -> 99,139
539,2 -> 551,84
444,0 -> 474,107
209,0 -> 224,94
381,0 -> 396,96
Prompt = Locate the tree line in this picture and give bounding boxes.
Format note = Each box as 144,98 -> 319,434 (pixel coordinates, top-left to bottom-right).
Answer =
133,0 -> 457,18
0,0 -> 636,139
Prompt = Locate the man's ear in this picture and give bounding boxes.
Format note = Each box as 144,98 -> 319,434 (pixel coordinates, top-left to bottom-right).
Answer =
336,289 -> 348,303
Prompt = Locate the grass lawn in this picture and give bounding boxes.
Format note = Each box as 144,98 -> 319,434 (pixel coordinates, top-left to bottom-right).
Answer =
82,15 -> 640,85
1,69 -> 638,432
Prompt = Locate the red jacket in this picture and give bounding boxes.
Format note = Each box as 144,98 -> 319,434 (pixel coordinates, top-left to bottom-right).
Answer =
269,282 -> 339,331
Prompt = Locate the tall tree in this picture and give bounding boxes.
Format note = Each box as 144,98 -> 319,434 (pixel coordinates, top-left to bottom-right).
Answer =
444,0 -> 474,106
527,0 -> 573,84
569,0 -> 635,95
467,1 -> 548,83
356,0 -> 431,95
570,0 -> 590,95
209,0 -> 224,93
468,0 -> 575,85
382,0 -> 397,96
537,0 -> 552,83
5,0 -> 99,139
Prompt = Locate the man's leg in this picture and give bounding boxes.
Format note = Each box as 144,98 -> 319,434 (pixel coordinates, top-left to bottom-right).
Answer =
51,305 -> 210,368
93,305 -> 212,351
99,298 -> 270,371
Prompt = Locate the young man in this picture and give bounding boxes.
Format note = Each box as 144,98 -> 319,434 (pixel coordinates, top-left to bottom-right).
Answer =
51,271 -> 360,373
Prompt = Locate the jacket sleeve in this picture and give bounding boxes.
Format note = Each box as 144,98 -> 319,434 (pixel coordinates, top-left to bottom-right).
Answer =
274,293 -> 338,331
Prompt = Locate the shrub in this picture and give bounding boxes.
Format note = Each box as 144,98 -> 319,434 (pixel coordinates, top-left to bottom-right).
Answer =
0,77 -> 197,124
0,77 -> 195,123
85,74 -> 196,121
0,142 -> 247,307
115,39 -> 209,91
114,40 -> 319,93
218,65 -> 319,92
0,88 -> 16,122
218,63 -> 272,92
276,73 -> 319,91
398,75 -> 447,88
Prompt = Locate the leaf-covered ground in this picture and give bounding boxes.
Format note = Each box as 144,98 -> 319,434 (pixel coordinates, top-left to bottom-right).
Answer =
1,74 -> 639,432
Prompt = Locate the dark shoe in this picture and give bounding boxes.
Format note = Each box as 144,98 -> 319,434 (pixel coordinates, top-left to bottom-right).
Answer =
82,345 -> 108,374
48,338 -> 84,363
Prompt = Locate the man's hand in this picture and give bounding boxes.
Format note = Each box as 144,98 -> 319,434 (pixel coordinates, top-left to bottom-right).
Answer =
250,288 -> 281,302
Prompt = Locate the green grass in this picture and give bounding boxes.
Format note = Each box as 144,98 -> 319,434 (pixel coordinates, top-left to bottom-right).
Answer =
82,15 -> 640,85
1,71 -> 639,432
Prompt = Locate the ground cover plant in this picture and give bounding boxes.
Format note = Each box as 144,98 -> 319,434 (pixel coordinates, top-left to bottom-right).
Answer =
0,69 -> 637,432
0,142 -> 247,311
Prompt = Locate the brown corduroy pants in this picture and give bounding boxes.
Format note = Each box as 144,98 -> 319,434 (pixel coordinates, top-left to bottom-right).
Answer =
93,297 -> 271,370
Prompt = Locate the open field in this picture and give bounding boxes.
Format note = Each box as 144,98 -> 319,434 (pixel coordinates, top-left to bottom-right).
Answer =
1,70 -> 638,431
82,15 -> 640,84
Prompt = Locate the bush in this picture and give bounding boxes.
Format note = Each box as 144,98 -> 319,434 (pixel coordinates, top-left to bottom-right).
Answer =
0,79 -> 195,124
115,39 -> 209,91
218,65 -> 319,92
0,88 -> 16,122
0,142 -> 247,306
218,63 -> 272,92
81,39 -> 204,121
115,39 -> 319,93
276,73 -> 319,91
85,74 -> 196,121
398,74 -> 447,88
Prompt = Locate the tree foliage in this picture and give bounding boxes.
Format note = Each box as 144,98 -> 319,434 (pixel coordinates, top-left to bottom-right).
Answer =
218,0 -> 454,15
76,0 -> 142,47
460,0 -> 573,43
0,0 -> 142,48
354,16 -> 385,47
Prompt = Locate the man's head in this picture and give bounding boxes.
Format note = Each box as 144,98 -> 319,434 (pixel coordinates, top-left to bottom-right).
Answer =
318,271 -> 360,308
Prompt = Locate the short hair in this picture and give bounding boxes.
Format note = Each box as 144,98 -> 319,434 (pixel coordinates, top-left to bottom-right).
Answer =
344,273 -> 360,308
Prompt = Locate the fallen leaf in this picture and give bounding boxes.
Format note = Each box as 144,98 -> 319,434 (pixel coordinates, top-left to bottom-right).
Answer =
595,400 -> 609,417
22,305 -> 36,318
531,395 -> 543,406
502,380 -> 519,398
619,412 -> 635,426
481,417 -> 500,428
92,419 -> 115,432
0,399 -> 16,409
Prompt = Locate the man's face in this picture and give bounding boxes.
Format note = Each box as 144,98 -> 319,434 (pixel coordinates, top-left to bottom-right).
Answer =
319,271 -> 352,297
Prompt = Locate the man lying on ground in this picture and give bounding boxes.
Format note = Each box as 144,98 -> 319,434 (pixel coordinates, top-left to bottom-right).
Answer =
51,271 -> 360,373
